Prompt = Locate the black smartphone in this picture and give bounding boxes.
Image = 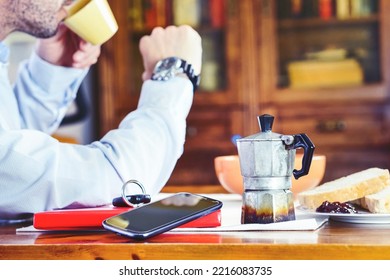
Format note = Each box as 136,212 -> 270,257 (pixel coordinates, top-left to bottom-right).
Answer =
102,192 -> 223,240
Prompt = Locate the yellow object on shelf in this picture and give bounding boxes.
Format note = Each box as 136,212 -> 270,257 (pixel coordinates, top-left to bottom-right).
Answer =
287,59 -> 364,89
52,134 -> 79,144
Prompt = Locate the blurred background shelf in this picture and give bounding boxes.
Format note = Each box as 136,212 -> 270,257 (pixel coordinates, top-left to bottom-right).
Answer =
97,0 -> 390,185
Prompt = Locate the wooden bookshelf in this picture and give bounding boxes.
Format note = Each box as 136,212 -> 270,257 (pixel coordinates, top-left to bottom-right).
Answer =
97,0 -> 390,185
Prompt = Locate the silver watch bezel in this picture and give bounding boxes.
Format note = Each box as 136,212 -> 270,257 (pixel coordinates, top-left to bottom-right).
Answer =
152,57 -> 184,81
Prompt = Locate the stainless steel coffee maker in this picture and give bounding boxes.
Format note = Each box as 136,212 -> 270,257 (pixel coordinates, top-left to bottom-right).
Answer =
237,114 -> 315,224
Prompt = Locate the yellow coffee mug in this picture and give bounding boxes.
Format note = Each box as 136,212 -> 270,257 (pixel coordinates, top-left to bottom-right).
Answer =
64,0 -> 118,45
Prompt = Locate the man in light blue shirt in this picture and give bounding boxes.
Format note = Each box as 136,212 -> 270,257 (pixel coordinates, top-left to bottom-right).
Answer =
0,0 -> 201,217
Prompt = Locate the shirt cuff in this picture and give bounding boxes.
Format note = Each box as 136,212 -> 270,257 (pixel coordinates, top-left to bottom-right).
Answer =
27,52 -> 88,93
137,77 -> 194,118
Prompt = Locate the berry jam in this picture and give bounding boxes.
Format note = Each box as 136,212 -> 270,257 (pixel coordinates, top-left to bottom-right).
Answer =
316,201 -> 357,214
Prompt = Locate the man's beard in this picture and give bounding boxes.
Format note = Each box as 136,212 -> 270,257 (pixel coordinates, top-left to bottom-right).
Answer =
16,22 -> 59,39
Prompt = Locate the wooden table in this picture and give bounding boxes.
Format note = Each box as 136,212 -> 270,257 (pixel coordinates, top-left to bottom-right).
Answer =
1,186 -> 390,260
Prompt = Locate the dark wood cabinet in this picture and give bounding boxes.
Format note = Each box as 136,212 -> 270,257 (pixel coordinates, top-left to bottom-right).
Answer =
263,0 -> 390,182
97,0 -> 390,186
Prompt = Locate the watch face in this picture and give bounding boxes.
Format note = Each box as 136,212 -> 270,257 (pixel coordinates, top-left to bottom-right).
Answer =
155,57 -> 181,72
158,57 -> 181,70
153,57 -> 183,81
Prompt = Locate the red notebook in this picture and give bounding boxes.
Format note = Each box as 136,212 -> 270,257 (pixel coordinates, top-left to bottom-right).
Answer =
33,206 -> 221,230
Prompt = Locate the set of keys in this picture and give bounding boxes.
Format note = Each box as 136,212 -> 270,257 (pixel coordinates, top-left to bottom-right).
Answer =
111,180 -> 151,207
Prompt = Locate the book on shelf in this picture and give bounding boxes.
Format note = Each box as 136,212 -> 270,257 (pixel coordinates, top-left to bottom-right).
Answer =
335,0 -> 376,19
350,0 -> 362,17
128,0 -> 225,30
173,0 -> 225,28
302,0 -> 319,18
277,0 -> 306,19
129,0 -> 168,31
277,0 -> 319,19
200,0 -> 211,26
291,0 -> 303,18
173,0 -> 201,27
128,0 -> 144,31
210,0 -> 225,28
319,0 -> 333,20
143,0 -> 167,29
277,0 -> 376,21
287,58 -> 364,89
200,33 -> 223,91
336,0 -> 350,19
360,0 -> 377,15
199,0 -> 225,28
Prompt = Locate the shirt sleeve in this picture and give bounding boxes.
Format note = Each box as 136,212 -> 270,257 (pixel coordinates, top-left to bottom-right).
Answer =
13,52 -> 88,133
0,77 -> 194,217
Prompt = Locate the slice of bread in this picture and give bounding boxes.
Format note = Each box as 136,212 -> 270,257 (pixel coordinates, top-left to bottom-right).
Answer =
360,186 -> 390,213
297,167 -> 390,209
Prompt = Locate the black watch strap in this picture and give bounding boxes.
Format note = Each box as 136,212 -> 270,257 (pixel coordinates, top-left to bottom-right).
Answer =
184,62 -> 200,92
152,57 -> 201,92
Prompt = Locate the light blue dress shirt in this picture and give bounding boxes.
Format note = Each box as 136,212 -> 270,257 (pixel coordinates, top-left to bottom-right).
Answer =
0,42 -> 194,217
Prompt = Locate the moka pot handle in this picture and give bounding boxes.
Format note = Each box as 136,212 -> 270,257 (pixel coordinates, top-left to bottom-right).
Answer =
292,133 -> 315,180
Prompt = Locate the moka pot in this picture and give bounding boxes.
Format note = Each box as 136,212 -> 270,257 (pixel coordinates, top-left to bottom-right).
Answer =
237,114 -> 315,224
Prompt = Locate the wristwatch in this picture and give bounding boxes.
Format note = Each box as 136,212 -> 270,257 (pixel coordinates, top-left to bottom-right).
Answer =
151,57 -> 200,92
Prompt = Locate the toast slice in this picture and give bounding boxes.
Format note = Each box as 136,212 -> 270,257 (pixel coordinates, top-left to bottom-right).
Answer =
359,186 -> 390,213
297,167 -> 390,209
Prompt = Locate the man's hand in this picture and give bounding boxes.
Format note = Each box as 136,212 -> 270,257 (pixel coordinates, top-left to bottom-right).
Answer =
139,25 -> 202,81
36,24 -> 101,69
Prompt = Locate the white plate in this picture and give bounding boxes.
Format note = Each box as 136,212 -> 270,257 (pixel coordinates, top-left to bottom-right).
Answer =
297,205 -> 390,224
